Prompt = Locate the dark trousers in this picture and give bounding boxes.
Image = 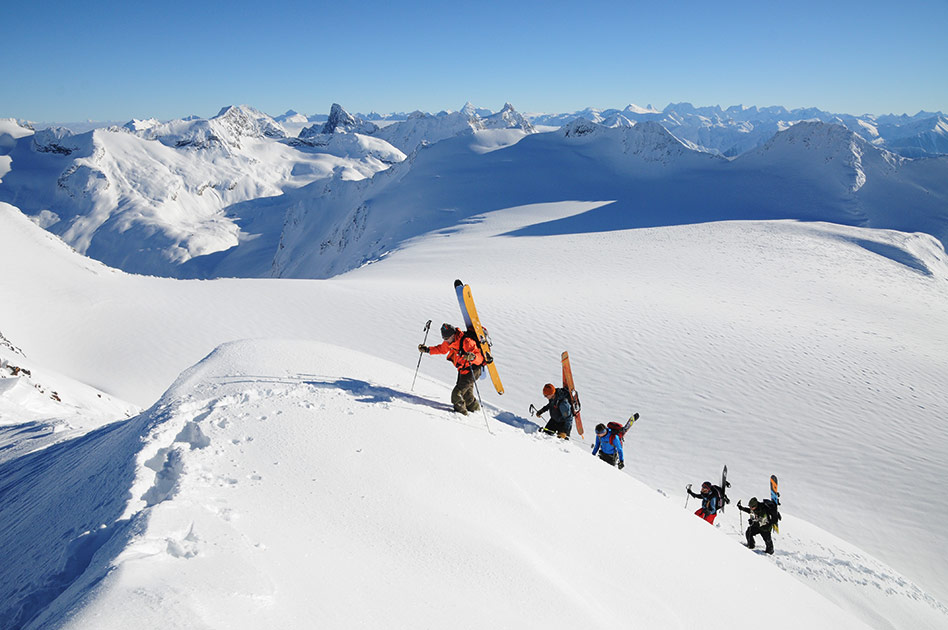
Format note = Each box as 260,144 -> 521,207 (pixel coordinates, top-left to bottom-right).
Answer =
543,417 -> 572,437
746,522 -> 774,553
451,366 -> 481,412
598,451 -> 618,466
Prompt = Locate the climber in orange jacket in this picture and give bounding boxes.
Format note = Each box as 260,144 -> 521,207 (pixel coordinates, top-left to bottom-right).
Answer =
419,323 -> 485,415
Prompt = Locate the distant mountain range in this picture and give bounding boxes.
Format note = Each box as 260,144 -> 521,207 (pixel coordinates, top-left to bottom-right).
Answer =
1,101 -> 946,279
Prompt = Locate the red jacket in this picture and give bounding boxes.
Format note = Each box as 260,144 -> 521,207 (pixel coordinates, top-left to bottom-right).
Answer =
429,330 -> 484,373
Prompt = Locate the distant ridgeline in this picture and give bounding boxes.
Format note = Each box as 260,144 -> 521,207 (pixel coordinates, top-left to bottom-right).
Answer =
1,103 -> 946,279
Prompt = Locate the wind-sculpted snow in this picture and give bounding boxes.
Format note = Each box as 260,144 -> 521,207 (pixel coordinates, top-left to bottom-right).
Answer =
270,119 -> 948,279
0,339 -> 909,629
2,199 -> 948,627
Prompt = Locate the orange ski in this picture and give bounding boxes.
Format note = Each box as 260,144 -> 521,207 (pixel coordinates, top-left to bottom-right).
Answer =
561,351 -> 584,438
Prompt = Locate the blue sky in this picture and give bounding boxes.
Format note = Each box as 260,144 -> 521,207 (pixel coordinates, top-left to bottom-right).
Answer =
3,0 -> 946,122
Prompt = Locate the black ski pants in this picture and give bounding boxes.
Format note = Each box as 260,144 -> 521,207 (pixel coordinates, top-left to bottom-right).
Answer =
746,522 -> 774,554
543,416 -> 572,437
598,451 -> 618,466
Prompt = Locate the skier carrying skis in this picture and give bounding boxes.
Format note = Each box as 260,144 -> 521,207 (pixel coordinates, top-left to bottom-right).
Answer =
534,383 -> 574,438
419,323 -> 485,415
737,497 -> 779,554
591,423 -> 624,469
686,481 -> 721,524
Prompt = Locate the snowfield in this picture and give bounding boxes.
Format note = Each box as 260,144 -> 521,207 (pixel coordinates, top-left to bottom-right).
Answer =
1,194 -> 947,628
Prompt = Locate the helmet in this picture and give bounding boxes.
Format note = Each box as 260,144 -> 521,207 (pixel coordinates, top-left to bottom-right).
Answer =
701,481 -> 712,491
595,423 -> 606,435
542,383 -> 556,397
440,323 -> 456,340
748,497 -> 759,509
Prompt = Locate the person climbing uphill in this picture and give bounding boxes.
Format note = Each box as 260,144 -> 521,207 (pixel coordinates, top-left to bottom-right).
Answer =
534,383 -> 574,438
418,323 -> 485,415
591,423 -> 624,468
737,496 -> 780,554
686,480 -> 722,524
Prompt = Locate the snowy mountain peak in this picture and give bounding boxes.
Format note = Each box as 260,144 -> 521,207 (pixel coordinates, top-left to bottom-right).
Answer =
750,121 -> 898,193
759,120 -> 876,162
624,103 -> 659,114
562,118 -> 602,138
214,105 -> 287,140
308,103 -> 380,137
482,102 -> 536,133
31,126 -> 82,155
274,109 -> 309,124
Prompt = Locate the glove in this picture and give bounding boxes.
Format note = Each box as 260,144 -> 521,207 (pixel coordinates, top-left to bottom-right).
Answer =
418,345 -> 429,353
617,461 -> 625,470
463,352 -> 476,361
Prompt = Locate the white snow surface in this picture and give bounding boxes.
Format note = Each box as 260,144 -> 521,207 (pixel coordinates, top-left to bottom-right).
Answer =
1,197 -> 948,629
0,106 -> 405,276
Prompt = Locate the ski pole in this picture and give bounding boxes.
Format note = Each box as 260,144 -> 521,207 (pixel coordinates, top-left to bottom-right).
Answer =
473,378 -> 493,435
685,484 -> 691,509
411,320 -> 432,391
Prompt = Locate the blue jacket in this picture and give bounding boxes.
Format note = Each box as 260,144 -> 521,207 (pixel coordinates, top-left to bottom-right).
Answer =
592,431 -> 623,462
688,487 -> 720,514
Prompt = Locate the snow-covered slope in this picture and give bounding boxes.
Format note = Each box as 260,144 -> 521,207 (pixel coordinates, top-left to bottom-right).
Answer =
0,106 -> 404,276
269,120 -> 948,279
0,339 -> 926,629
8,103 -> 946,282
0,329 -> 136,464
1,195 -> 947,628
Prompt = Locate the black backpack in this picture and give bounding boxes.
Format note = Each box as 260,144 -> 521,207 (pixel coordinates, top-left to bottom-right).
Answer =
553,388 -> 575,420
761,499 -> 781,525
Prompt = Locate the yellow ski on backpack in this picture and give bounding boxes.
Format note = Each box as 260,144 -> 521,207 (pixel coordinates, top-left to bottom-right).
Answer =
454,279 -> 504,395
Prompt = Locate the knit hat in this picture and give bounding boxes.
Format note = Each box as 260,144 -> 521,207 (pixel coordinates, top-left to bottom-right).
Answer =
542,383 -> 556,397
748,497 -> 759,509
440,323 -> 456,340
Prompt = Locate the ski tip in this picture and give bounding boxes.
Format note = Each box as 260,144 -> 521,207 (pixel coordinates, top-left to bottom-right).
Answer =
454,279 -> 463,287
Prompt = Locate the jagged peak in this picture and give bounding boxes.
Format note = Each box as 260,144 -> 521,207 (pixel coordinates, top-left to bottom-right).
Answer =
215,104 -> 265,120
482,103 -> 536,133
313,104 -> 379,136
